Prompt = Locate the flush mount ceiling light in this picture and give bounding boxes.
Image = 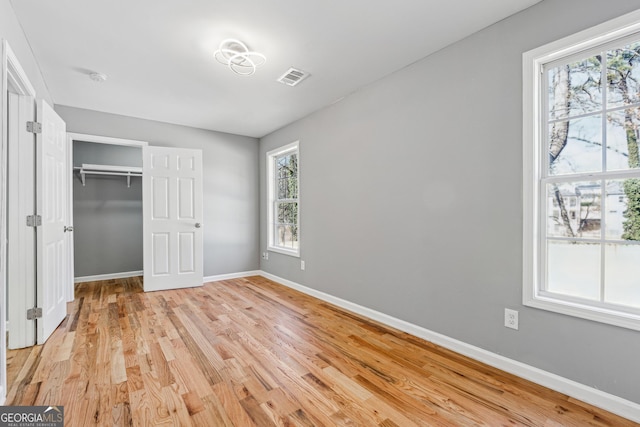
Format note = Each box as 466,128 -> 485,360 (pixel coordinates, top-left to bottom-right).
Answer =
214,38 -> 266,76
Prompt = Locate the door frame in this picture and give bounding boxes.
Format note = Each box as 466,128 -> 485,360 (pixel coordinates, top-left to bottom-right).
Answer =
1,39 -> 37,403
7,86 -> 36,350
66,133 -> 147,297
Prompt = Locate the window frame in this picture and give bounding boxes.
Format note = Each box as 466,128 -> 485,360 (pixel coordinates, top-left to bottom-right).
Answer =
523,10 -> 640,331
266,141 -> 300,257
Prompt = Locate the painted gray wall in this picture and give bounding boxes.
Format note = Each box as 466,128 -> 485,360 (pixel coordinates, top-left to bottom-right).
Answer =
73,142 -> 143,277
260,0 -> 640,405
0,0 -> 52,105
58,105 -> 260,277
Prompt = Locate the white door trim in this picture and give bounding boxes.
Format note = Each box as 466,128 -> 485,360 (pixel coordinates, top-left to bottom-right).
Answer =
66,133 -> 147,300
7,92 -> 36,349
68,132 -> 148,148
65,136 -> 73,302
1,39 -> 38,404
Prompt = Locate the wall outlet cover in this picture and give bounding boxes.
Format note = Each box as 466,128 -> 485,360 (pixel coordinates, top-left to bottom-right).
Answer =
505,308 -> 519,330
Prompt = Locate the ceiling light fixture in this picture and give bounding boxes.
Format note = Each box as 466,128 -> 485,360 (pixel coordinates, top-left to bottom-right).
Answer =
214,39 -> 266,76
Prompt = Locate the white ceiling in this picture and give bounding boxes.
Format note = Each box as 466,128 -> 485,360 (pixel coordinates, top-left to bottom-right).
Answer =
10,0 -> 540,138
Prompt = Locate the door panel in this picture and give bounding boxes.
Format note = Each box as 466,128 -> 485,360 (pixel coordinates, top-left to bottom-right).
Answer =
36,100 -> 67,344
178,178 -> 195,219
152,177 -> 169,219
179,232 -> 195,273
143,147 -> 203,292
152,233 -> 170,275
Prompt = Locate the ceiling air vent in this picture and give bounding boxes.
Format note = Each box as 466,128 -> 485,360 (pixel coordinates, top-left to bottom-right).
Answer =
277,67 -> 310,87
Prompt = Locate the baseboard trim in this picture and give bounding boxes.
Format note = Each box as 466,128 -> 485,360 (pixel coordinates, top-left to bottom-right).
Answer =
204,270 -> 262,283
258,270 -> 640,423
74,270 -> 143,283
75,270 -> 261,285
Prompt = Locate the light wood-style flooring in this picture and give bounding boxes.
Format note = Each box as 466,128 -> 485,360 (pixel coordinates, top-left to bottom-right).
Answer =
6,276 -> 637,426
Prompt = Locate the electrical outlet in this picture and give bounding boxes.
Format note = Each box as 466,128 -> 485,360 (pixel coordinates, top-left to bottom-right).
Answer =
504,308 -> 519,330
262,252 -> 269,260
301,260 -> 305,270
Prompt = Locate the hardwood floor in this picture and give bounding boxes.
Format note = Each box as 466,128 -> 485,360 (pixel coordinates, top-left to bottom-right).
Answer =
5,276 -> 637,426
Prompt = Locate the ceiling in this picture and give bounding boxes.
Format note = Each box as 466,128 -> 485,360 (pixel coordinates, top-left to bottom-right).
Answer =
10,0 -> 541,138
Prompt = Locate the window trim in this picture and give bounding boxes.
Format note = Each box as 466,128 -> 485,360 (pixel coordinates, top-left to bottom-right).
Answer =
523,9 -> 640,331
266,141 -> 300,257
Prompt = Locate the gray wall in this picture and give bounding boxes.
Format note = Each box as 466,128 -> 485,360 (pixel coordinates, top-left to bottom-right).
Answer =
260,0 -> 640,405
73,142 -> 143,277
0,0 -> 52,105
58,105 -> 260,277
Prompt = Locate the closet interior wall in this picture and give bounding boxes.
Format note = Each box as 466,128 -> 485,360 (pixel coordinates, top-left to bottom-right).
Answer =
73,141 -> 142,279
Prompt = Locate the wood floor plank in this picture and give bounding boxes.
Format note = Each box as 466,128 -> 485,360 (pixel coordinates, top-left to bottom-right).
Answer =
211,382 -> 259,427
6,276 -> 637,426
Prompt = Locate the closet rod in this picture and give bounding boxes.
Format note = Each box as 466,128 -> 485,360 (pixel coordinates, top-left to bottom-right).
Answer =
74,165 -> 142,188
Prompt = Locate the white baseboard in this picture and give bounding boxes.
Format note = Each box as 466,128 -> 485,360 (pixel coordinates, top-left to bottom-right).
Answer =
204,270 -> 262,283
74,270 -> 143,283
75,270 -> 260,285
258,271 -> 640,423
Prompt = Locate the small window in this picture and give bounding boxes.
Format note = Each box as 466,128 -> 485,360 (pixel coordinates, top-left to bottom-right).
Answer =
523,10 -> 640,330
267,142 -> 300,256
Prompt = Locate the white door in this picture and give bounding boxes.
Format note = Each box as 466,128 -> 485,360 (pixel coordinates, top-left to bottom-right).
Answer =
36,100 -> 68,344
143,146 -> 203,292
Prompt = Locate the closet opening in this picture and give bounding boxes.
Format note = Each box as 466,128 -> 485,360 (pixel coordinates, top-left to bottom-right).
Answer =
68,134 -> 147,289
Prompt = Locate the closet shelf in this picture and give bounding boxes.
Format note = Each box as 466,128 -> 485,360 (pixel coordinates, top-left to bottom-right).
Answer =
74,163 -> 142,188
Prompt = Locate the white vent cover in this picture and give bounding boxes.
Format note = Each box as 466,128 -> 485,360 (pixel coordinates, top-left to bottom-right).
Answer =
277,67 -> 310,86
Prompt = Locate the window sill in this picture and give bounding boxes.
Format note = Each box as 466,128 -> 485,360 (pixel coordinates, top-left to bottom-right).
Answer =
524,293 -> 640,331
268,246 -> 300,258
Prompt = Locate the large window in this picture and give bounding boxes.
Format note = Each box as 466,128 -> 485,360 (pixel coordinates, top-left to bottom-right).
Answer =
267,141 -> 300,256
523,11 -> 640,330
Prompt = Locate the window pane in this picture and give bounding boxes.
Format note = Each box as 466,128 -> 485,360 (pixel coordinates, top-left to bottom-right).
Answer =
605,179 -> 640,240
280,175 -> 297,199
277,202 -> 298,224
604,244 -> 640,308
276,224 -> 299,249
275,153 -> 298,199
276,156 -> 288,178
276,154 -> 297,175
548,116 -> 602,175
546,181 -> 601,239
278,178 -> 289,199
548,57 -> 601,121
276,156 -> 291,179
547,241 -> 601,301
277,178 -> 285,199
606,109 -> 640,172
606,42 -> 640,109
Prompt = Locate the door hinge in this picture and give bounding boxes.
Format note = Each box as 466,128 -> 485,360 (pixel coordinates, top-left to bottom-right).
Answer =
26,215 -> 42,227
27,307 -> 42,320
26,121 -> 42,134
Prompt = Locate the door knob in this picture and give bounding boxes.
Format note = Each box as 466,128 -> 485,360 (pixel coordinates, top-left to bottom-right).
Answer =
195,223 -> 201,228
64,226 -> 74,232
